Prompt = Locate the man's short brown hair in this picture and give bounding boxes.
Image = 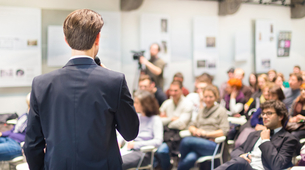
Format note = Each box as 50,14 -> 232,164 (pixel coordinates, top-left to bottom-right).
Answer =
139,75 -> 152,83
260,100 -> 288,126
289,73 -> 303,83
63,9 -> 104,50
174,72 -> 183,79
171,80 -> 182,89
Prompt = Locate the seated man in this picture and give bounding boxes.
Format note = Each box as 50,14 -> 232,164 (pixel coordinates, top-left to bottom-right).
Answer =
283,73 -> 302,111
0,92 -> 30,160
155,80 -> 193,170
165,72 -> 189,98
138,74 -> 167,107
215,100 -> 298,170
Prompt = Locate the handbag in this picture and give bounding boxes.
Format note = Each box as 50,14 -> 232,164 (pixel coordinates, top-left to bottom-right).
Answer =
285,122 -> 305,132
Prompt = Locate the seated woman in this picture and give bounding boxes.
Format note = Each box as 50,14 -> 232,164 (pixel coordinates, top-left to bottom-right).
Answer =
0,92 -> 30,161
177,85 -> 229,170
118,90 -> 163,170
249,73 -> 258,93
234,84 -> 285,148
223,78 -> 245,117
288,83 -> 305,139
244,74 -> 269,116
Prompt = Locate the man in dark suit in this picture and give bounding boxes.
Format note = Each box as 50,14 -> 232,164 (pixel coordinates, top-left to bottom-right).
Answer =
215,100 -> 298,170
24,9 -> 139,170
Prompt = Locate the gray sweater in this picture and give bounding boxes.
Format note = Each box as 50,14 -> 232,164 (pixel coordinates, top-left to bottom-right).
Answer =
189,104 -> 230,136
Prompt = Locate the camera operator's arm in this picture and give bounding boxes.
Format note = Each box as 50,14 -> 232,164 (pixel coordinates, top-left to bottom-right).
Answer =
139,56 -> 162,76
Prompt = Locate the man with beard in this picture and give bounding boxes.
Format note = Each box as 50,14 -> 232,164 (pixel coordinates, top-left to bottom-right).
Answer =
140,43 -> 166,90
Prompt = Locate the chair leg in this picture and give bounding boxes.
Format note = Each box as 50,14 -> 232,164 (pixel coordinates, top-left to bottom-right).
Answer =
220,156 -> 223,165
211,159 -> 214,170
136,153 -> 146,170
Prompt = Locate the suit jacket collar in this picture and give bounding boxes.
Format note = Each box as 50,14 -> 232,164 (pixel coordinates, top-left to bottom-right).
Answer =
63,58 -> 97,68
249,128 -> 286,151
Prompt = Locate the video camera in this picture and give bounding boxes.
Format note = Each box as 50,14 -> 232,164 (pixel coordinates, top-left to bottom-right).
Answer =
131,51 -> 145,60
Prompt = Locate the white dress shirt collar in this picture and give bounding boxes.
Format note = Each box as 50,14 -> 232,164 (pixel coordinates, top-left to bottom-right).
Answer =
69,55 -> 94,61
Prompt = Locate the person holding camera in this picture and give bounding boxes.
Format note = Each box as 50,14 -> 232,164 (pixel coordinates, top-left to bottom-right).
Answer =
140,43 -> 166,90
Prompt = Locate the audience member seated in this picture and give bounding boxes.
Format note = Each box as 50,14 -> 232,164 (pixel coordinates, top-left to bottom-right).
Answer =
248,73 -> 258,93
294,65 -> 301,74
287,83 -> 305,140
223,78 -> 245,140
138,74 -> 167,107
165,72 -> 189,98
215,100 -> 298,170
219,68 -> 235,100
301,71 -> 305,84
155,80 -> 193,170
177,85 -> 229,170
0,92 -> 30,161
276,72 -> 290,88
234,68 -> 253,102
267,69 -> 277,82
235,84 -> 284,148
244,74 -> 269,116
119,90 -> 163,170
186,75 -> 211,121
223,78 -> 245,117
283,73 -> 303,110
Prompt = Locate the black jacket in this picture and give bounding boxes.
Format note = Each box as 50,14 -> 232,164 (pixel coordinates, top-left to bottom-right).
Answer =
24,58 -> 139,170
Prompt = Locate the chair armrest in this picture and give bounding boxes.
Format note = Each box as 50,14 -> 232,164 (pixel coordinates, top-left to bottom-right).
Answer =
179,130 -> 191,138
140,146 -> 156,153
7,119 -> 17,125
300,138 -> 305,144
215,136 -> 226,144
228,117 -> 247,125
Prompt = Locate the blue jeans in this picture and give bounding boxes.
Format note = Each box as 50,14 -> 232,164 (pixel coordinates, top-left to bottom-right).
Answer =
154,143 -> 171,170
178,137 -> 216,170
0,137 -> 22,161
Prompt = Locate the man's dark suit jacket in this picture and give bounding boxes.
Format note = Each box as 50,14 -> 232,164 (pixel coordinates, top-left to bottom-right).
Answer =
231,128 -> 298,170
24,58 -> 139,170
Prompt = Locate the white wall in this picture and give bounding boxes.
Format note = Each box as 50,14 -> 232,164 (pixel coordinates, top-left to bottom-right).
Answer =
1,0 -> 305,114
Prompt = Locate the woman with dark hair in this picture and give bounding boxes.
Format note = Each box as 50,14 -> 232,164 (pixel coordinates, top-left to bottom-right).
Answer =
249,73 -> 258,93
288,83 -> 305,139
119,90 -> 163,170
177,85 -> 229,170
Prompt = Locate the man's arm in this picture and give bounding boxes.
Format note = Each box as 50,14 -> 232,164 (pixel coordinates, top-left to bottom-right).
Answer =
259,134 -> 298,169
168,102 -> 192,130
24,79 -> 46,170
140,57 -> 162,76
115,75 -> 139,141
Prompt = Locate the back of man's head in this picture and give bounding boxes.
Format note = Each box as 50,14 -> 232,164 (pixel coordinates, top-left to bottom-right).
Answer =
63,9 -> 104,50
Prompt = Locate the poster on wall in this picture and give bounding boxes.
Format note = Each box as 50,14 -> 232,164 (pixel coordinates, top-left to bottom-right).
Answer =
255,19 -> 276,73
47,11 -> 121,72
0,7 -> 41,87
193,16 -> 219,76
277,31 -> 291,57
140,14 -> 171,64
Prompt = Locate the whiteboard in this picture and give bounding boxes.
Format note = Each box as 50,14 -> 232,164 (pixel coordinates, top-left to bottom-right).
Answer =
47,11 -> 121,72
0,6 -> 41,87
